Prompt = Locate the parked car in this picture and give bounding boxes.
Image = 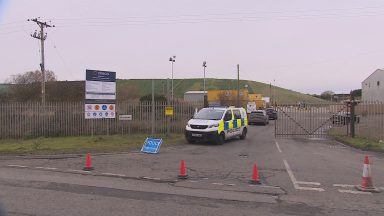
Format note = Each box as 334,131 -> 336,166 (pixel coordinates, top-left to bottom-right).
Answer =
249,110 -> 269,125
265,108 -> 278,120
331,112 -> 360,125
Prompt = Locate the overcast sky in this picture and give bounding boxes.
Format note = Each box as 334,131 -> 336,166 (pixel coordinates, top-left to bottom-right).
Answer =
1,0 -> 384,94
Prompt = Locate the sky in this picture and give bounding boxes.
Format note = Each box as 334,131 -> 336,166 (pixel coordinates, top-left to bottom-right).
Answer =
1,0 -> 384,94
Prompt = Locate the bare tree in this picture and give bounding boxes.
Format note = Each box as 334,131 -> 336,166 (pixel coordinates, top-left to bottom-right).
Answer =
320,90 -> 335,101
7,70 -> 57,101
9,70 -> 56,84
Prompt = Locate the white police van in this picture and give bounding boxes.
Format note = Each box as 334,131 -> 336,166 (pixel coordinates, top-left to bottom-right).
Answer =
185,107 -> 248,145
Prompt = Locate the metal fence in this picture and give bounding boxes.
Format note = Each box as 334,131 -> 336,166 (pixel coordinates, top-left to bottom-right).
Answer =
355,102 -> 384,141
275,102 -> 384,141
275,103 -> 347,138
0,101 -> 203,139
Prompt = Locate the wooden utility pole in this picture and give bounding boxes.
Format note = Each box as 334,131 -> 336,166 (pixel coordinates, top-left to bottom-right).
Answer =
28,18 -> 54,104
237,64 -> 240,107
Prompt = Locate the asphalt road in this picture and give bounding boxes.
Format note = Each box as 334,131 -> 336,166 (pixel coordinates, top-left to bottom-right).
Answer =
0,122 -> 383,216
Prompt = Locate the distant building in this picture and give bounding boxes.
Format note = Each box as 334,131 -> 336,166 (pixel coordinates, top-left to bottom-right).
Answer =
184,91 -> 206,102
362,69 -> 384,102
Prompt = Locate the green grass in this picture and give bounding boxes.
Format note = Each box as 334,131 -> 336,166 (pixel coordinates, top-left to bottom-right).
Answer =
0,134 -> 185,155
330,132 -> 384,152
117,78 -> 326,104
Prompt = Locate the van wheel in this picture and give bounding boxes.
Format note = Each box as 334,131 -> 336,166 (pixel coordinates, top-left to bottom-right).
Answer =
240,128 -> 247,140
216,133 -> 225,145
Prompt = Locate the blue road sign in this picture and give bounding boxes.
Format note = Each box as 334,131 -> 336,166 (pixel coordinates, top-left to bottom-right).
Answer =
141,138 -> 163,154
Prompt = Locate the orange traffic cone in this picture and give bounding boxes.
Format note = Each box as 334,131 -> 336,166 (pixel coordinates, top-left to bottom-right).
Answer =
249,164 -> 261,184
83,153 -> 94,171
178,160 -> 188,179
356,156 -> 380,192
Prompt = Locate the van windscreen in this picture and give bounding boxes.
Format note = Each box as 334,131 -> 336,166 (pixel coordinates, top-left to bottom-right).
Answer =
194,109 -> 225,120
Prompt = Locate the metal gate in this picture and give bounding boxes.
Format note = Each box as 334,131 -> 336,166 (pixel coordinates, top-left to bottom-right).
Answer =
274,103 -> 348,138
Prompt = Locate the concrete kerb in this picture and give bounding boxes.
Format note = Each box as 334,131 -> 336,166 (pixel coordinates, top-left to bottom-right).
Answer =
3,165 -> 177,184
0,151 -> 142,160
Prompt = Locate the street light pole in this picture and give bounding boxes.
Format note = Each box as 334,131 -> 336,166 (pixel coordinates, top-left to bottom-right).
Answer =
203,61 -> 207,107
169,56 -> 176,101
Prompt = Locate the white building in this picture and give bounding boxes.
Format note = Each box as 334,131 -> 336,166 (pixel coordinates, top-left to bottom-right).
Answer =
362,69 -> 384,102
184,91 -> 206,102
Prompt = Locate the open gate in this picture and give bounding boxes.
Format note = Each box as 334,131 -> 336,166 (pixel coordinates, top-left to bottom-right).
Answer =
274,103 -> 349,138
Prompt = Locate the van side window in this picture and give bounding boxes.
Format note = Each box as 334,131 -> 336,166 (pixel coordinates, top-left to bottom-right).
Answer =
233,109 -> 242,119
224,110 -> 232,121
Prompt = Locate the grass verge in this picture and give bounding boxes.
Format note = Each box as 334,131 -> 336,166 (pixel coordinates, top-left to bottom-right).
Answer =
0,134 -> 185,155
330,132 -> 384,153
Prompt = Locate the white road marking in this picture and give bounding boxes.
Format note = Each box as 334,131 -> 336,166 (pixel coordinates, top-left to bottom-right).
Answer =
333,184 -> 355,188
212,183 -> 224,186
283,159 -> 298,186
296,186 -> 325,192
296,181 -> 321,186
338,189 -> 372,195
35,167 -> 58,170
7,165 -> 27,168
283,159 -> 325,192
275,141 -> 282,153
101,173 -> 126,177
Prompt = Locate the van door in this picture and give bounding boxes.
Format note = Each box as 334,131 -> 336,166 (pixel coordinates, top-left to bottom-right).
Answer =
232,109 -> 243,136
223,110 -> 234,139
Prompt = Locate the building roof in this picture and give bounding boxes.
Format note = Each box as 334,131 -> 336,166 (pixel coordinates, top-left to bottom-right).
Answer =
362,69 -> 384,83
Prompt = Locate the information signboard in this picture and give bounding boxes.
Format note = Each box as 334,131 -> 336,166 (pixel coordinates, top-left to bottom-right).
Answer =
85,70 -> 116,100
84,103 -> 116,119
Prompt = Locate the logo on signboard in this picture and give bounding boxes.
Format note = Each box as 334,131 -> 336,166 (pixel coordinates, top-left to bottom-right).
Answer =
93,112 -> 97,116
105,112 -> 109,116
86,105 -> 92,110
109,105 -> 114,110
94,105 -> 100,110
102,105 -> 107,110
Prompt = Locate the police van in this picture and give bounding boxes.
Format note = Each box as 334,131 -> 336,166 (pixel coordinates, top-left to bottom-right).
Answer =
185,107 -> 248,144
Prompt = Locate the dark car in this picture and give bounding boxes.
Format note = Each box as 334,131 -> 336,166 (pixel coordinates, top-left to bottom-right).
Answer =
249,110 -> 269,125
331,112 -> 360,125
265,108 -> 278,120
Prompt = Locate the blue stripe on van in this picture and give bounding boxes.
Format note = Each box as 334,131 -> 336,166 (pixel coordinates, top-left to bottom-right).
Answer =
233,119 -> 238,128
224,122 -> 229,130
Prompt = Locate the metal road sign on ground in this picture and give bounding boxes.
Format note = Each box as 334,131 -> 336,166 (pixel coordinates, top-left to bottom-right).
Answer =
141,138 -> 163,154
